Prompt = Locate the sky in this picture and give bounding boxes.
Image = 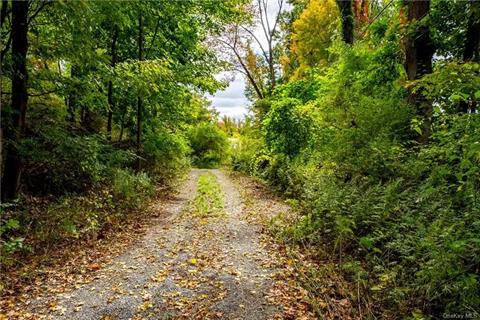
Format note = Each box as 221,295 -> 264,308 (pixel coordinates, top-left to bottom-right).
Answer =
207,0 -> 287,120
208,73 -> 250,119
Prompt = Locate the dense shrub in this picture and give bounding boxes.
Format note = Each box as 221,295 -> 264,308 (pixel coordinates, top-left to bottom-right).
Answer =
143,130 -> 191,183
112,169 -> 155,207
188,123 -> 229,168
230,132 -> 264,174
263,98 -> 314,158
234,41 -> 480,317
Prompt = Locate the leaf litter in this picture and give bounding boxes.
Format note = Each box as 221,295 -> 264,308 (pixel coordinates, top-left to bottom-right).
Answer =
1,169 -> 315,319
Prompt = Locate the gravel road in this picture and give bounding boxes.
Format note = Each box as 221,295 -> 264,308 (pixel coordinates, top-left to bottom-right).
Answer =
27,169 -> 287,320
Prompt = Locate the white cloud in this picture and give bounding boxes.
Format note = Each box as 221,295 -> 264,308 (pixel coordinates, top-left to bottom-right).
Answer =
206,0 -> 289,120
208,73 -> 250,120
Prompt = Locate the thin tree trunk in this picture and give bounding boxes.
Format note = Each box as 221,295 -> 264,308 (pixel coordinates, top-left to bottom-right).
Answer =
231,46 -> 264,99
67,65 -> 78,123
268,45 -> 275,90
136,14 -> 143,170
337,0 -> 354,45
107,28 -> 119,141
118,110 -> 125,142
2,0 -> 28,201
403,0 -> 435,143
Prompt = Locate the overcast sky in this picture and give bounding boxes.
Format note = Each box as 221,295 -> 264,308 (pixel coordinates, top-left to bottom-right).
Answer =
207,0 -> 287,120
208,73 -> 250,119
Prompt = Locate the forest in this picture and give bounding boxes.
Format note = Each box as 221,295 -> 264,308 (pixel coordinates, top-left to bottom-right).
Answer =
1,0 -> 479,319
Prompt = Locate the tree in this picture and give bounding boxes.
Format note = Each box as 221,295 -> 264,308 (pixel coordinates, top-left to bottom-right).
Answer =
217,0 -> 284,99
403,0 -> 435,143
106,27 -> 119,140
289,0 -> 339,78
464,0 -> 480,62
2,0 -> 29,201
336,0 -> 354,44
136,13 -> 143,170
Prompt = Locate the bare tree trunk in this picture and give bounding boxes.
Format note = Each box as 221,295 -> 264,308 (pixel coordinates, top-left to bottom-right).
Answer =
268,44 -> 275,90
337,0 -> 354,45
136,14 -> 143,170
107,28 -> 119,141
2,0 -> 28,201
403,0 -> 435,143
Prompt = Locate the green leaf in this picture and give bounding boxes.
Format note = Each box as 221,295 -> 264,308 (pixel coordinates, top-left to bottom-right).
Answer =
449,94 -> 463,102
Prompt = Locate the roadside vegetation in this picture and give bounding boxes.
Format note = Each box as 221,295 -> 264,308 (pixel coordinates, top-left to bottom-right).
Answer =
0,0 -> 234,292
189,124 -> 230,169
1,0 -> 479,318
228,0 -> 480,318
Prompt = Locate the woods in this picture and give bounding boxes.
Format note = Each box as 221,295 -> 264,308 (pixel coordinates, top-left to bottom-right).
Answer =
230,0 -> 480,318
1,0 -> 480,319
0,0 -> 236,283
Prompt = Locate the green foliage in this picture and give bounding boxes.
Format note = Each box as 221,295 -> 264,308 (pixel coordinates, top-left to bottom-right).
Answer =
1,0 -> 242,273
263,98 -> 313,157
230,134 -> 264,174
143,131 -> 191,183
234,16 -> 480,318
112,169 -> 154,207
188,123 -> 230,168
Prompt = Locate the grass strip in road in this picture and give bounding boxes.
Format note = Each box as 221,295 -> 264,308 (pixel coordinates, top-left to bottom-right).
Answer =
191,173 -> 225,218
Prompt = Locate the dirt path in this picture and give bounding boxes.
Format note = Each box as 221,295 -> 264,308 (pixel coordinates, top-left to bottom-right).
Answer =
23,169 -> 302,320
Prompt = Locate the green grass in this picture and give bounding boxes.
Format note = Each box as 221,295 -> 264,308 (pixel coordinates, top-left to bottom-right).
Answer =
191,173 -> 225,218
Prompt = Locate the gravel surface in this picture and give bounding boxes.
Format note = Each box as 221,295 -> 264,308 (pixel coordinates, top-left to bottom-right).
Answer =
27,169 -> 284,319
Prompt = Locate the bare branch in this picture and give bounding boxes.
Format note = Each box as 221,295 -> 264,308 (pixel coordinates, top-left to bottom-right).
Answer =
258,0 -> 270,44
262,0 -> 271,37
146,16 -> 161,59
241,26 -> 269,63
271,0 -> 284,38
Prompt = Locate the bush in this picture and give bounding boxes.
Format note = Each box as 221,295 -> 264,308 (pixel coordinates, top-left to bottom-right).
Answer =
111,169 -> 155,207
234,42 -> 480,317
263,98 -> 314,158
188,123 -> 229,168
143,130 -> 191,183
19,129 -> 107,195
230,134 -> 263,174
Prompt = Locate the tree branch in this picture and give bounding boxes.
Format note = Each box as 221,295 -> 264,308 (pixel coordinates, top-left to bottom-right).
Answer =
27,0 -> 51,25
146,16 -> 161,59
241,26 -> 269,63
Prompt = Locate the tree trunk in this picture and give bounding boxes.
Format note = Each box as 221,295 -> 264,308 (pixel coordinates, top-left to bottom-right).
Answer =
118,111 -> 125,142
67,64 -> 78,123
107,28 -> 119,141
268,45 -> 275,91
459,0 -> 480,113
337,0 -> 354,45
464,0 -> 480,62
0,0 -> 8,28
403,0 -> 435,143
136,14 -> 143,170
2,0 -> 28,201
